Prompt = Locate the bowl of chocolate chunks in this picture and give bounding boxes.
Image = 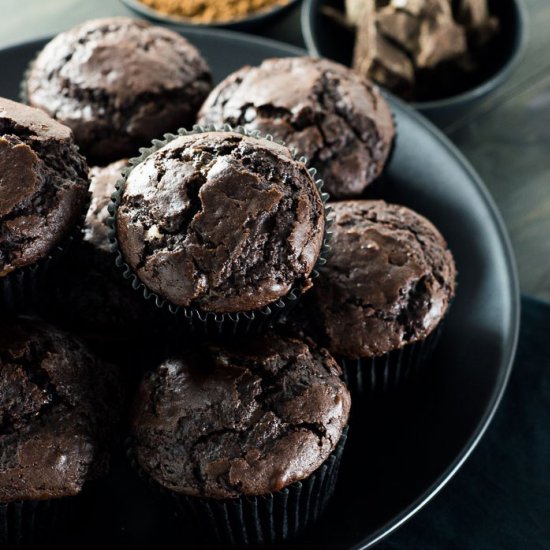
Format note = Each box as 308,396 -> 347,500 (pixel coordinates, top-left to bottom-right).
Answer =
302,0 -> 528,119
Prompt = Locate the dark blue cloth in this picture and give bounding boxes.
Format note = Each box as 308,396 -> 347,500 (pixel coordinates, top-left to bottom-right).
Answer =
383,295 -> 550,549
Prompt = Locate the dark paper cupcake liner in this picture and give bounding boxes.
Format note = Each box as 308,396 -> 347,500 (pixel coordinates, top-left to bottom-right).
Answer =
107,124 -> 332,338
128,427 -> 348,548
0,497 -> 74,549
339,326 -> 442,397
0,263 -> 44,313
0,224 -> 83,314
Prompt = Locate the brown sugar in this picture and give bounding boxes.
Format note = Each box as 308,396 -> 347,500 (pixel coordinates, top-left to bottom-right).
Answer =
139,0 -> 290,23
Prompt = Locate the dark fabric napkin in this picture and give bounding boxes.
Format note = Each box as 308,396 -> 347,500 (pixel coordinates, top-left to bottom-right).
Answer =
382,295 -> 550,549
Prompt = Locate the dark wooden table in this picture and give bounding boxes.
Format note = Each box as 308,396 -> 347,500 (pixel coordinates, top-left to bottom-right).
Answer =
1,0 -> 548,301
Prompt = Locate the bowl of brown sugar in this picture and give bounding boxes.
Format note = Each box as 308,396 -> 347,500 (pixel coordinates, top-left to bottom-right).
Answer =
120,0 -> 301,29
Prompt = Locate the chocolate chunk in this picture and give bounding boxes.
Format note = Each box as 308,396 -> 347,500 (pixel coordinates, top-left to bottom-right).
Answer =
351,2 -> 417,95
454,0 -> 491,27
411,2 -> 467,69
345,0 -> 367,25
351,0 -> 497,100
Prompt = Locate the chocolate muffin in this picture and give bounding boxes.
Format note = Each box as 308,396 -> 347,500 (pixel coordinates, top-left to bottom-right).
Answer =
113,130 -> 326,317
25,17 -> 212,164
0,317 -> 121,503
0,97 -> 89,303
312,200 -> 456,392
0,317 -> 121,547
198,57 -> 395,199
130,334 -> 350,545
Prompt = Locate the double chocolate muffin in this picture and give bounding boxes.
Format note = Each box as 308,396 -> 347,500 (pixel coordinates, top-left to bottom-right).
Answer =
0,317 -> 121,503
131,335 -> 350,497
113,130 -> 326,316
130,334 -> 350,545
315,200 -> 455,357
25,18 -> 212,163
311,200 -> 456,392
198,57 -> 395,199
0,97 -> 89,291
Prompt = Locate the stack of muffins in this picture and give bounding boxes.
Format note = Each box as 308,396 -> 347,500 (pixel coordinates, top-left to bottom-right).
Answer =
0,16 -> 456,548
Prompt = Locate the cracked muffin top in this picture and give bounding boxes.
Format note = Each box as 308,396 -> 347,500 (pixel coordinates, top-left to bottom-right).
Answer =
115,131 -> 325,313
198,56 -> 395,199
313,200 -> 456,358
130,334 -> 350,498
25,17 -> 212,164
0,97 -> 89,277
0,317 -> 122,502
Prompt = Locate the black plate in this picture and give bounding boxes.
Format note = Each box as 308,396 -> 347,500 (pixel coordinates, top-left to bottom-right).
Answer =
0,29 -> 519,549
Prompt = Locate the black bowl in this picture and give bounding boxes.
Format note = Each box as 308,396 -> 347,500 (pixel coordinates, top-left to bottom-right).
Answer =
301,0 -> 528,121
120,0 -> 301,30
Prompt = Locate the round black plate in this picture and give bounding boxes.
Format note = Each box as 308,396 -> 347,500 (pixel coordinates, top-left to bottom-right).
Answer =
0,29 -> 519,549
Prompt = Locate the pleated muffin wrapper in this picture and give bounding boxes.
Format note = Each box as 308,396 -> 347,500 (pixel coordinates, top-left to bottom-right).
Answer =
0,216 -> 88,315
0,495 -> 80,550
107,124 -> 332,338
127,427 -> 348,548
339,324 -> 443,399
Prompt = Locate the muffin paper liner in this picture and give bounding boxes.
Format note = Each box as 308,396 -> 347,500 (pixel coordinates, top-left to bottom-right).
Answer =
339,325 -> 442,398
0,497 -> 74,549
107,124 -> 332,338
0,220 -> 86,314
128,427 -> 348,547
